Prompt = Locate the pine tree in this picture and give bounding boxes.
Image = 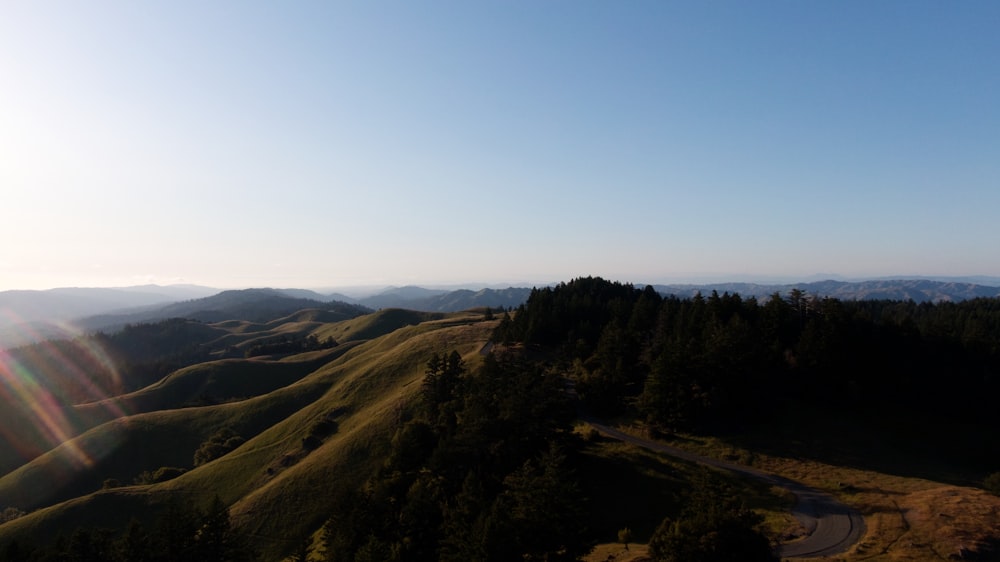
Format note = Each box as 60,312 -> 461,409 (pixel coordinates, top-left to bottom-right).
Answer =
195,496 -> 236,561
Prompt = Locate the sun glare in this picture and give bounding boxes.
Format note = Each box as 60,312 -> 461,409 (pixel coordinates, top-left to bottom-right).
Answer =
0,318 -> 129,473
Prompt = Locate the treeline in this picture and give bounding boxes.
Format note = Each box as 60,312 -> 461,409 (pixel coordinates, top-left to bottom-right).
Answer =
495,277 -> 1000,436
5,318 -> 216,404
1,497 -> 255,562
244,334 -> 337,358
320,351 -> 591,561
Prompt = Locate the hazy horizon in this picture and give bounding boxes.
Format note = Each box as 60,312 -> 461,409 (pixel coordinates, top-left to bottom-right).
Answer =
5,272 -> 1000,296
4,2 -> 999,292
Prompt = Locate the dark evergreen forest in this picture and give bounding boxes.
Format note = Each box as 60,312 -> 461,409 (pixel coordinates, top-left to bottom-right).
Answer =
1,496 -> 255,562
494,277 -> 1000,467
321,351 -> 591,562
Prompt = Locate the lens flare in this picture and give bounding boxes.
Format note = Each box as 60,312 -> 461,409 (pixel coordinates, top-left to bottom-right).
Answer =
0,315 -> 130,472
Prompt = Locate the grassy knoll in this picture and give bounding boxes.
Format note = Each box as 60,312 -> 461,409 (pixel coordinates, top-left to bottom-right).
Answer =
202,308 -> 354,356
0,368 -> 334,513
74,354 -> 335,423
313,308 -> 448,344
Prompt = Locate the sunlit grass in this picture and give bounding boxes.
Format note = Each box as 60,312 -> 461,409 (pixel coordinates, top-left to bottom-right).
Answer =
0,314 -> 495,560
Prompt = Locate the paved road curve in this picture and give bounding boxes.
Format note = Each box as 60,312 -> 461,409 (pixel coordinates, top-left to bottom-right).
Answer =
585,420 -> 866,559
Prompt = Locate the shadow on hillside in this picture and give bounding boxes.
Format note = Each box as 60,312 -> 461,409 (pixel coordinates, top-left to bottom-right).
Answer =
577,442 -> 687,543
723,405 -> 1000,488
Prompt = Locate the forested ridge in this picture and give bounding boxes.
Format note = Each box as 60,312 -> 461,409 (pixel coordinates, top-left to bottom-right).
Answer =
495,277 -> 1000,464
321,351 -> 591,561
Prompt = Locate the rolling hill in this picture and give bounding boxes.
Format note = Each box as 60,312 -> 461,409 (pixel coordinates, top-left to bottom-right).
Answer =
0,286 -> 218,324
75,288 -> 371,332
0,307 -> 496,559
354,285 -> 532,312
0,294 -> 371,480
0,287 -> 370,349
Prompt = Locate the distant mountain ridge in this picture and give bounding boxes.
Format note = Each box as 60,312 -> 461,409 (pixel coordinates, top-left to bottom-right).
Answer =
326,279 -> 1000,311
0,288 -> 369,349
354,286 -> 531,312
3,279 -> 999,349
0,285 -> 218,324
0,285 -> 220,349
652,279 -> 1000,303
76,288 -> 371,332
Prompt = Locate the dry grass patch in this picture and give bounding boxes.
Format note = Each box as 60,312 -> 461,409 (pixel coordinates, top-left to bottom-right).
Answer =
749,456 -> 1000,561
608,425 -> 1000,561
584,542 -> 651,562
621,427 -> 1000,561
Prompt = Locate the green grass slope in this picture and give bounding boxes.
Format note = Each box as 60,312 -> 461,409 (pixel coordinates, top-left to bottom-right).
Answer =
0,311 -> 494,560
316,308 -> 448,344
156,317 -> 493,557
0,366 -> 334,512
74,346 -> 360,426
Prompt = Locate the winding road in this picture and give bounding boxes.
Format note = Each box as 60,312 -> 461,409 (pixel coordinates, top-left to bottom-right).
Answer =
585,420 -> 866,559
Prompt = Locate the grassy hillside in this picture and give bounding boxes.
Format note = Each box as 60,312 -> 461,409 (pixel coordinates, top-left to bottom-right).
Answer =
315,308 -> 447,344
75,347 -> 359,424
0,310 -> 364,477
0,309 -> 492,559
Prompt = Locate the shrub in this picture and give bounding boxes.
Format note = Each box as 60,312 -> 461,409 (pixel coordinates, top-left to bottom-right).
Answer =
648,471 -> 776,562
301,435 -> 323,451
985,471 -> 1000,495
301,414 -> 340,451
194,428 -> 246,467
618,527 -> 633,550
102,478 -> 122,490
0,507 -> 26,524
134,466 -> 187,485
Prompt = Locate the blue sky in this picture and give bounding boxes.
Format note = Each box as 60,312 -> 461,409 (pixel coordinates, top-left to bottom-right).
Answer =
2,2 -> 998,290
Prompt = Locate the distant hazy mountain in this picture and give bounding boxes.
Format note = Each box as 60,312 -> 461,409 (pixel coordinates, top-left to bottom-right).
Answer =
358,286 -> 531,312
0,285 -> 217,324
4,279 -> 998,350
270,288 -> 332,301
652,279 -> 1000,303
76,288 -> 370,332
356,286 -> 450,309
865,275 -> 1000,287
417,287 -> 533,312
0,285 -> 220,349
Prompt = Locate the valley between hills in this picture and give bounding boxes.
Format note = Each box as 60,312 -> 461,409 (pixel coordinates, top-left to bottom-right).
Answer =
1,277 -> 999,561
